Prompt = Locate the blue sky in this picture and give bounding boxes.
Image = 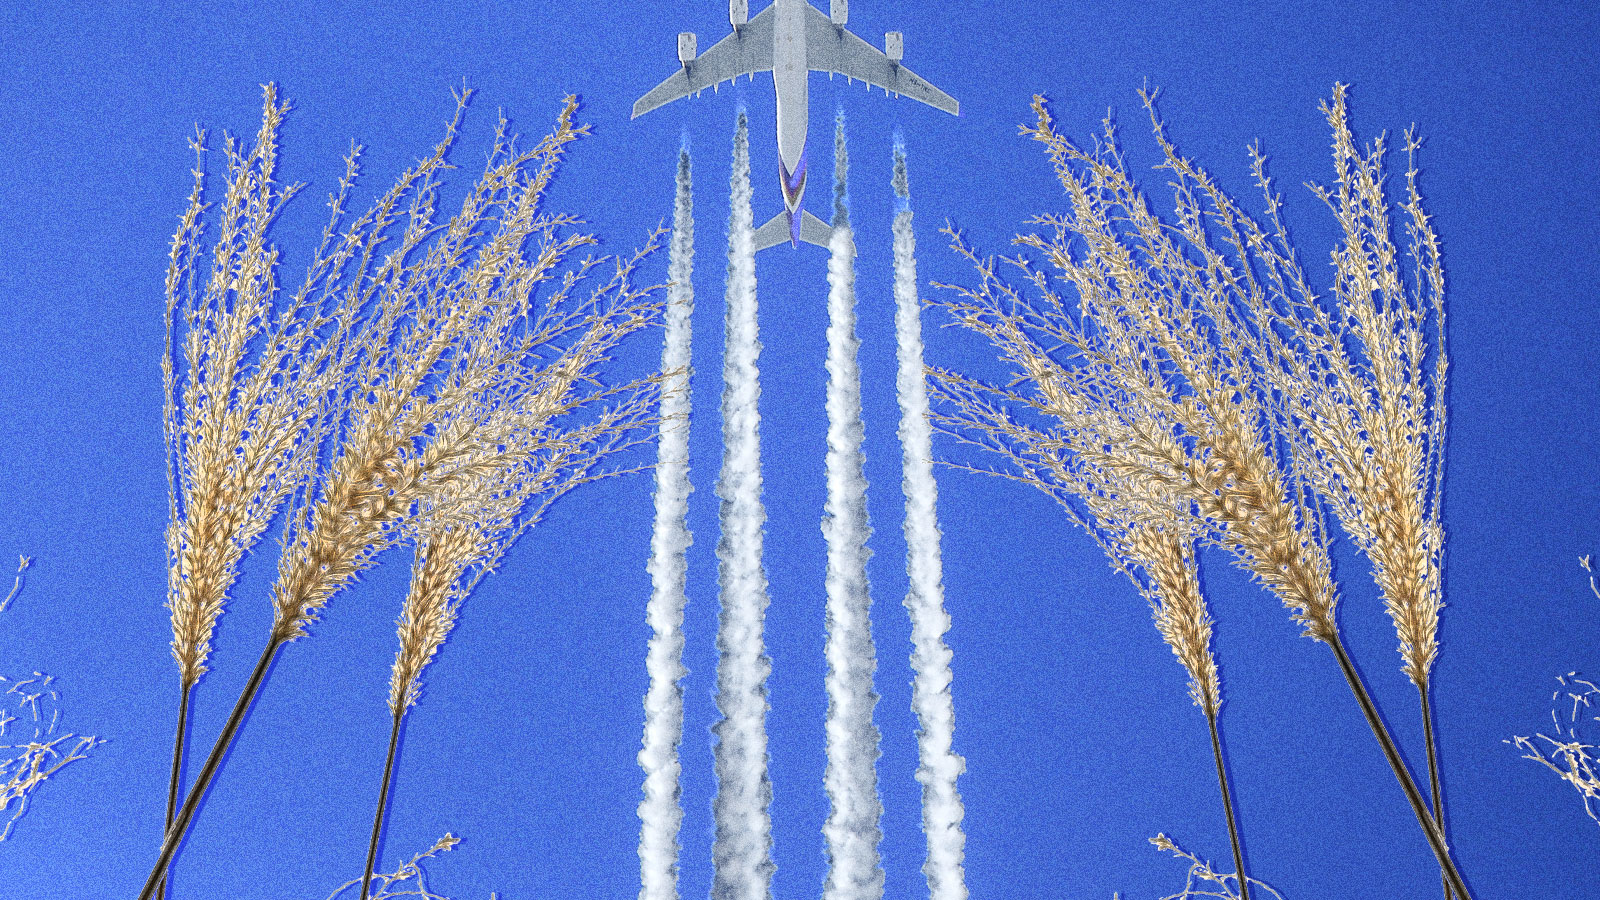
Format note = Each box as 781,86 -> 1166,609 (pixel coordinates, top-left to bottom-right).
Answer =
1,2 -> 1597,898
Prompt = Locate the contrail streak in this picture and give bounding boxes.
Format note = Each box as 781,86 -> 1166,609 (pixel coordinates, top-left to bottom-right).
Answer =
821,113 -> 885,900
640,146 -> 695,900
712,113 -> 776,900
892,143 -> 967,900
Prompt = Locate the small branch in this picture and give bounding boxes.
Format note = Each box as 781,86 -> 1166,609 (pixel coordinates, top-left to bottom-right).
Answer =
1,556 -> 33,613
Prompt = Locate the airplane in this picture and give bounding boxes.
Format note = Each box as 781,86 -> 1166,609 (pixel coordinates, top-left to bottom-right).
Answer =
633,0 -> 958,252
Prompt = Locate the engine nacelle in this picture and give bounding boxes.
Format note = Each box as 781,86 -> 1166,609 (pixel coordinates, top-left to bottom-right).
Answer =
831,0 -> 847,26
730,0 -> 747,28
885,31 -> 903,63
678,32 -> 697,65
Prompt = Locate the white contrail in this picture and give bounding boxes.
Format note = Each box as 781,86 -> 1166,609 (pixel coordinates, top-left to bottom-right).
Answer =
821,115 -> 884,900
891,144 -> 967,900
640,146 -> 695,900
712,112 -> 776,900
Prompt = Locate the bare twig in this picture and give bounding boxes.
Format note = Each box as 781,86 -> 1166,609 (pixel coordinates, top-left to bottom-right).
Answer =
1,556 -> 32,613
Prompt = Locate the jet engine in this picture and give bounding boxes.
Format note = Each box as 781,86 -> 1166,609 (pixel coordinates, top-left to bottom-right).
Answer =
730,0 -> 747,28
678,32 -> 697,65
885,31 -> 903,63
831,0 -> 847,25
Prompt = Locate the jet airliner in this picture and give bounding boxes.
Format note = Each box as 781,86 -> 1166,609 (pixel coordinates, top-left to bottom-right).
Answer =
633,0 -> 958,251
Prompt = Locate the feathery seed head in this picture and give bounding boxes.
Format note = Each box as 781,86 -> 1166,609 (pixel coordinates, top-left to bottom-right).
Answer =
245,91 -> 661,645
931,90 -> 1350,648
225,91 -> 667,648
165,84 -> 340,686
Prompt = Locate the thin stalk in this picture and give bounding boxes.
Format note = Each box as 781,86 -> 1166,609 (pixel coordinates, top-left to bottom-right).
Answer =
1326,635 -> 1472,900
157,685 -> 193,900
1205,711 -> 1250,900
1420,682 -> 1453,900
138,636 -> 285,900
361,713 -> 405,900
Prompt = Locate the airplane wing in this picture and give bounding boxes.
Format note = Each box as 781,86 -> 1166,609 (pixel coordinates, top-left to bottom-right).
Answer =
802,6 -> 958,116
633,5 -> 777,119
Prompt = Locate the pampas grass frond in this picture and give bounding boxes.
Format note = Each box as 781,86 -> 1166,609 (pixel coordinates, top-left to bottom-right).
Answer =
266,93 -> 597,644
929,360 -> 1241,891
388,375 -> 661,716
1113,83 -> 1451,892
163,83 -> 350,688
143,87 -> 663,900
154,82 -> 474,899
929,87 -> 1469,898
1195,85 -> 1449,691
363,251 -> 663,897
927,375 -> 1220,715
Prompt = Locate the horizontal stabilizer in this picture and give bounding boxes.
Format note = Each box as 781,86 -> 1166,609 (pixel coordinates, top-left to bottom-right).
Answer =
753,210 -> 833,253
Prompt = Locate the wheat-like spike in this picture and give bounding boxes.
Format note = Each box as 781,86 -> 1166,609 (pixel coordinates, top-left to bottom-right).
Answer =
265,96 -> 640,646
933,216 -> 1339,642
163,84 -> 327,687
1292,87 -> 1447,687
1137,85 -> 1449,687
389,528 -> 476,716
1133,84 -> 1452,897
1136,529 -> 1221,715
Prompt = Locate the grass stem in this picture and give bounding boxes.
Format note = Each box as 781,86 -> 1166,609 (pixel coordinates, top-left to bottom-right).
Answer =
1205,710 -> 1250,900
361,713 -> 405,900
138,636 -> 284,900
157,685 -> 192,900
1420,682 -> 1453,900
1328,635 -> 1470,900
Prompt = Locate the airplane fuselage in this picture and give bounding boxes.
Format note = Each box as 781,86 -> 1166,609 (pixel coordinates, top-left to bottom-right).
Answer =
772,0 -> 811,241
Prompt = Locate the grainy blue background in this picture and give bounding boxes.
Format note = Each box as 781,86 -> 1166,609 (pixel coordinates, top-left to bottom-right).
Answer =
1,2 -> 1596,898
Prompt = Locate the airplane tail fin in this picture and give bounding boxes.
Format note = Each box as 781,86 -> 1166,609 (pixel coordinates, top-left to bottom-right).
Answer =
753,210 -> 833,253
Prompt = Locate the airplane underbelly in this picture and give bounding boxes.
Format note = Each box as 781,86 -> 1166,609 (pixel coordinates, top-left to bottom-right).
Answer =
773,0 -> 807,174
